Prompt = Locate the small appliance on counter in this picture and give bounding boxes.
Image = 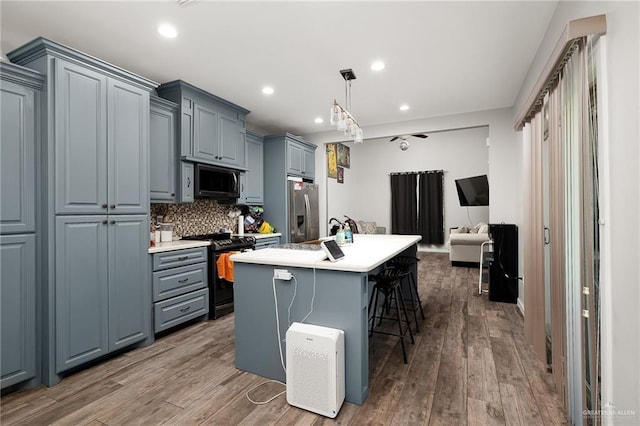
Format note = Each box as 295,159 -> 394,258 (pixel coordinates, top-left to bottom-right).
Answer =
159,223 -> 174,242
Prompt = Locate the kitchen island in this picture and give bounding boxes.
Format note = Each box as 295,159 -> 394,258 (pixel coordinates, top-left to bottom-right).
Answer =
231,234 -> 421,405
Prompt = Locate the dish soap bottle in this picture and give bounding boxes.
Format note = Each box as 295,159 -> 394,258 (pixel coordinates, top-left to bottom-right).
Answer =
344,223 -> 352,244
336,225 -> 346,246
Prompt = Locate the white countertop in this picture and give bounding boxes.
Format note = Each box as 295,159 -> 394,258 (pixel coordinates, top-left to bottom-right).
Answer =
230,234 -> 421,272
148,240 -> 210,254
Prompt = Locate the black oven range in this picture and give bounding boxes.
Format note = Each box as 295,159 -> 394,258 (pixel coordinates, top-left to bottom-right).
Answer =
182,233 -> 255,319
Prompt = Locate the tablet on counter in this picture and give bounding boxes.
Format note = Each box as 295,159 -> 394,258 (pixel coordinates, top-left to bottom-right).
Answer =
321,239 -> 345,262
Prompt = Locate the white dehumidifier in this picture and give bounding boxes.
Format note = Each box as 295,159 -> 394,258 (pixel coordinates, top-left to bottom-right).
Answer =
285,322 -> 345,418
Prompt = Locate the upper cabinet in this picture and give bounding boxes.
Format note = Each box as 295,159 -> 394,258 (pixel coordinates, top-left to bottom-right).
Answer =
51,59 -> 149,215
156,80 -> 249,170
265,133 -> 317,180
0,63 -> 43,235
150,96 -> 178,202
286,139 -> 316,179
238,131 -> 264,205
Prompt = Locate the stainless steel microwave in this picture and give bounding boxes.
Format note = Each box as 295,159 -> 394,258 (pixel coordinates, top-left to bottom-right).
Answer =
194,163 -> 240,199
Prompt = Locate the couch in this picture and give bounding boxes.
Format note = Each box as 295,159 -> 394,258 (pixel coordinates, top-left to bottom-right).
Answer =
449,224 -> 490,266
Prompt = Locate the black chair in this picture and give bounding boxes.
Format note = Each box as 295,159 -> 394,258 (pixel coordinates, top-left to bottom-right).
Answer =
387,256 -> 425,332
368,267 -> 415,364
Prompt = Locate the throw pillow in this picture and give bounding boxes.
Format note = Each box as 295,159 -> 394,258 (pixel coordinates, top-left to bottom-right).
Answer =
357,220 -> 378,234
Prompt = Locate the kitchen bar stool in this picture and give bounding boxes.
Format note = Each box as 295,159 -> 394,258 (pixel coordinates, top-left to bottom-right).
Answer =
368,267 -> 415,364
387,256 -> 424,332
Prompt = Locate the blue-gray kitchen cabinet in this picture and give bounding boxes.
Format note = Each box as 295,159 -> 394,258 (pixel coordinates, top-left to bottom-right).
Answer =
0,67 -> 38,235
263,133 -> 317,243
156,80 -> 249,170
52,58 -> 149,215
55,215 -> 150,372
149,96 -> 195,204
0,235 -> 36,389
238,130 -> 264,205
1,62 -> 44,391
150,96 -> 178,202
55,215 -> 109,372
8,37 -> 157,385
285,136 -> 316,179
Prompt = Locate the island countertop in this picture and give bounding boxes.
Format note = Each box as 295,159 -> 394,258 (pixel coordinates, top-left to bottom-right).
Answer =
230,234 -> 421,272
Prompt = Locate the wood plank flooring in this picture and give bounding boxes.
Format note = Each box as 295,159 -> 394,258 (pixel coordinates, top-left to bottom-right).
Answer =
1,253 -> 568,425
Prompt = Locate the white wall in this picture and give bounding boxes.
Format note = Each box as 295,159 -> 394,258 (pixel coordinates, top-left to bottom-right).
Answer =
513,1 -> 640,422
324,127 -> 490,251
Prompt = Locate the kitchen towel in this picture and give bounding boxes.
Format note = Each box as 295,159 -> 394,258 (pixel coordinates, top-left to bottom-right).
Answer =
216,252 -> 239,282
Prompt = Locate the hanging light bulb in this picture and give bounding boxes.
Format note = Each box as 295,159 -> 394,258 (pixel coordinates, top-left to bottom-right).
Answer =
330,102 -> 340,125
337,111 -> 346,131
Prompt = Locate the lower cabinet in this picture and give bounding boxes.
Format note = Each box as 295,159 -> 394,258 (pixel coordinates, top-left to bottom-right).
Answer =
152,247 -> 208,333
254,236 -> 281,250
0,234 -> 36,389
55,215 -> 150,372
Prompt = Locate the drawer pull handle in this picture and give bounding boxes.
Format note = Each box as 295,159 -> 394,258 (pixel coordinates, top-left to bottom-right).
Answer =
177,256 -> 188,261
178,278 -> 189,283
180,306 -> 191,313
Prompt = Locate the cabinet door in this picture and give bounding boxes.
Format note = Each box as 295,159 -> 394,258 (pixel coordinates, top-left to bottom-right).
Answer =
193,102 -> 219,163
180,97 -> 194,157
180,162 -> 194,203
108,80 -> 149,214
150,99 -> 177,203
56,216 -> 109,372
54,59 -> 108,215
0,235 -> 36,389
302,147 -> 315,179
286,141 -> 303,175
108,215 -> 150,350
0,79 -> 36,234
245,134 -> 264,204
219,113 -> 245,167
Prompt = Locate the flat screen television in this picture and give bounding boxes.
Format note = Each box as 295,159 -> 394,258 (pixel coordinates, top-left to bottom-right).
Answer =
455,174 -> 489,206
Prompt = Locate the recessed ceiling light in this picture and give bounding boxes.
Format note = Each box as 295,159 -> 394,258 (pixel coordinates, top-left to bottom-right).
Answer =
158,23 -> 178,39
262,86 -> 274,95
371,61 -> 385,71
400,104 -> 410,111
314,117 -> 324,124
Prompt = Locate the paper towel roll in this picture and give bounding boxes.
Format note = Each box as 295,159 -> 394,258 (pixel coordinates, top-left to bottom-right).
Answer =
238,215 -> 244,236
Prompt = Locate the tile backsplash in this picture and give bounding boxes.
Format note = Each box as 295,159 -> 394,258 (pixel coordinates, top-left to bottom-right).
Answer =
150,200 -> 241,237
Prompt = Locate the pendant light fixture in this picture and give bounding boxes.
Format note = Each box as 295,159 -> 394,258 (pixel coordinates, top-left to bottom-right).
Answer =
330,69 -> 364,143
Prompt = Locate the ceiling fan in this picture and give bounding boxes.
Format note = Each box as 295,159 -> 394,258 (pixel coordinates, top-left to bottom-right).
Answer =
389,134 -> 428,151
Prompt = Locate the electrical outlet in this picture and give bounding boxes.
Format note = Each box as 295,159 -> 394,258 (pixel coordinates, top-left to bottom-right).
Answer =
274,269 -> 292,280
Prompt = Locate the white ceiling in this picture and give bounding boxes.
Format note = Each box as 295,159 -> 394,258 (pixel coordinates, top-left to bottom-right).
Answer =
1,1 -> 558,137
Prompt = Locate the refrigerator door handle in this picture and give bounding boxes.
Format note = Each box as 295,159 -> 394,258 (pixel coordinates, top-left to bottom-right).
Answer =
304,193 -> 311,240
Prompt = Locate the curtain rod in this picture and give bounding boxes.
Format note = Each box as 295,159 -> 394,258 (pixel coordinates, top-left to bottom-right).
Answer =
389,170 -> 444,176
514,14 -> 606,131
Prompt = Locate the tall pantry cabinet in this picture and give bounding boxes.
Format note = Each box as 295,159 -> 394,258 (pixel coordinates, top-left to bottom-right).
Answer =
7,38 -> 157,385
0,62 -> 44,390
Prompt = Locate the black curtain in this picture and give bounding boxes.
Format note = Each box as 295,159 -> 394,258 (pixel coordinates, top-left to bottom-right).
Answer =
390,173 -> 418,235
418,171 -> 444,244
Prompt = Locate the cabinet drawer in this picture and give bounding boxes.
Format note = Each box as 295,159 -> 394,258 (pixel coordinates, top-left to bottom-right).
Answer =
154,288 -> 208,333
153,262 -> 207,302
254,237 -> 280,250
153,247 -> 207,271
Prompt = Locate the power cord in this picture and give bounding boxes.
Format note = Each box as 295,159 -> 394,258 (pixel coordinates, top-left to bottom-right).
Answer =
246,380 -> 286,405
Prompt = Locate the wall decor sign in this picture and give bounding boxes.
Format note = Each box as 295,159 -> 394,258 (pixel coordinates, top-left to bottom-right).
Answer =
327,143 -> 338,179
337,143 -> 350,168
337,167 -> 344,184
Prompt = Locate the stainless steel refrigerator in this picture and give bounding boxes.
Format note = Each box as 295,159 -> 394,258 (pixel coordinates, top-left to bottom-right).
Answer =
288,180 -> 319,243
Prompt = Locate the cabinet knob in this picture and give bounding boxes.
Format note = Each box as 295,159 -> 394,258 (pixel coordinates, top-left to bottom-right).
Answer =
102,220 -> 108,225
102,204 -> 108,209
180,306 -> 191,313
187,177 -> 191,188
110,220 -> 116,225
178,278 -> 189,284
110,204 -> 116,209
171,193 -> 175,196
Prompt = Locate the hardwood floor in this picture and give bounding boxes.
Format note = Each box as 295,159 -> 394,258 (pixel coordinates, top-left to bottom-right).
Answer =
1,253 -> 568,425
